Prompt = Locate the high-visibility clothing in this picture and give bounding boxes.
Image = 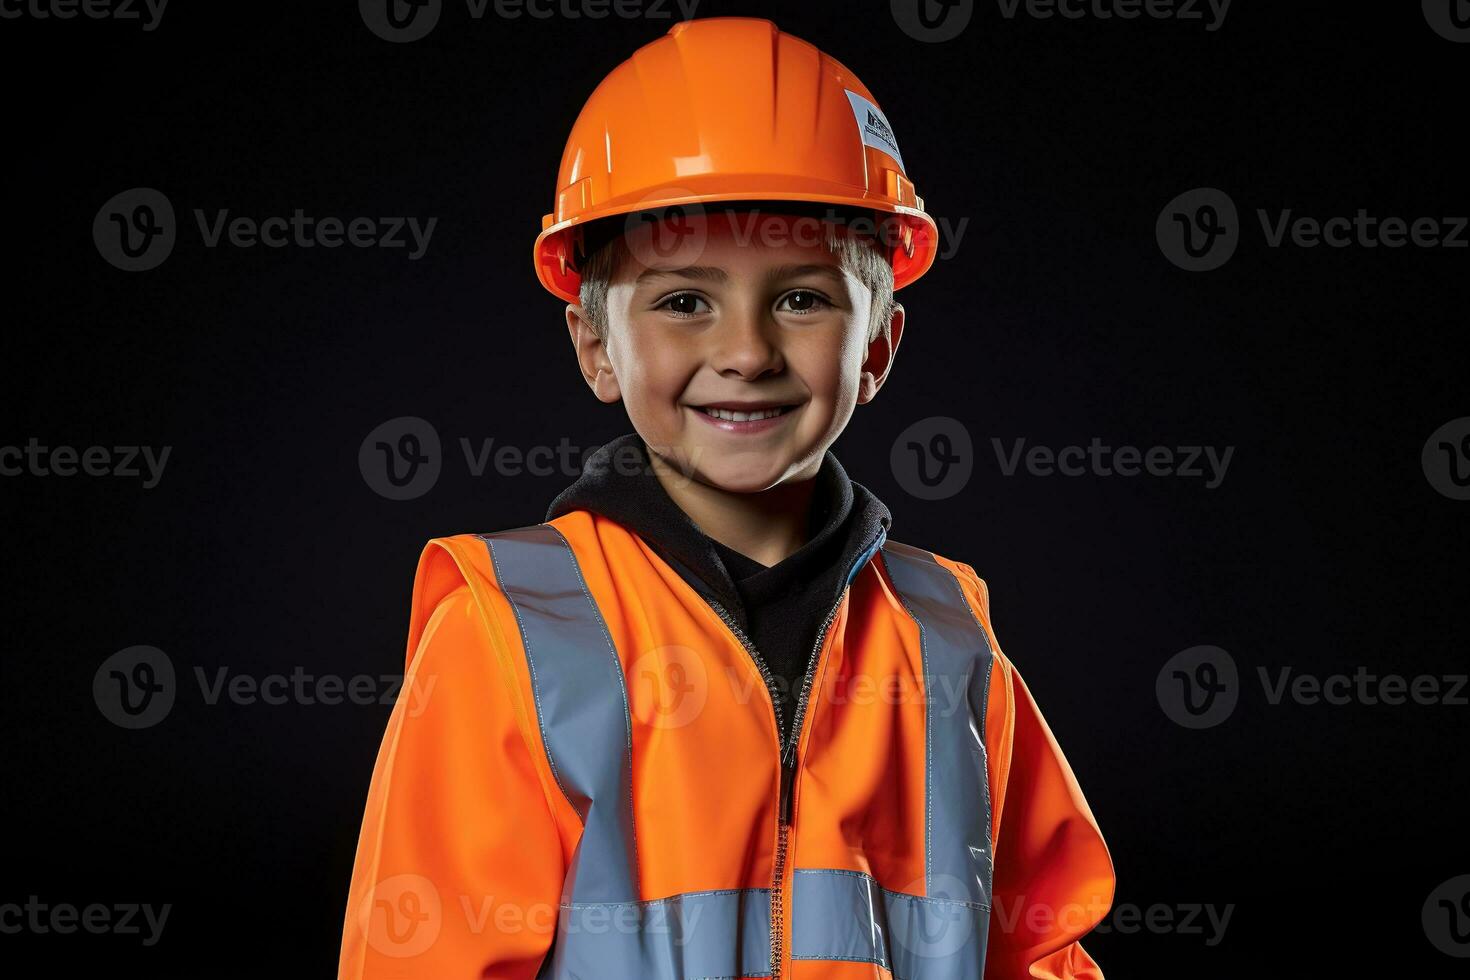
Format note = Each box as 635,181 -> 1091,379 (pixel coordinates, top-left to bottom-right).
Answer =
339,513 -> 1115,979
533,17 -> 940,303
541,432 -> 894,739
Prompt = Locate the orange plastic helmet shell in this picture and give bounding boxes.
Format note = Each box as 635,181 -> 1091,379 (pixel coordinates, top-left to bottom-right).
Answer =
533,16 -> 939,303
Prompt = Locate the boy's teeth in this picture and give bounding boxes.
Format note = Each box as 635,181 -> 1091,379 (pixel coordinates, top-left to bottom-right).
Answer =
701,406 -> 785,421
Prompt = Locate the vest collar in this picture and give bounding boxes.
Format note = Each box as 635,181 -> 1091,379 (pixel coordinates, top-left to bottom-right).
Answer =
544,432 -> 892,629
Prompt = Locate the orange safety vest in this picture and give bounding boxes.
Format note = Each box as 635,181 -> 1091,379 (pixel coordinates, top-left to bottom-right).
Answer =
340,511 -> 1115,979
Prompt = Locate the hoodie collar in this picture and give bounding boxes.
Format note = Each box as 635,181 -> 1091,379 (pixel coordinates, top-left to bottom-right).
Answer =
544,432 -> 892,629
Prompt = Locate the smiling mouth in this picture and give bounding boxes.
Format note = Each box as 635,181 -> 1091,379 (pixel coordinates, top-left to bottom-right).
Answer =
692,405 -> 796,422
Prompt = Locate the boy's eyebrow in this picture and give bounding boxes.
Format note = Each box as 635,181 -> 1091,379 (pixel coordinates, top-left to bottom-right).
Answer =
635,265 -> 728,285
634,263 -> 846,286
763,263 -> 846,283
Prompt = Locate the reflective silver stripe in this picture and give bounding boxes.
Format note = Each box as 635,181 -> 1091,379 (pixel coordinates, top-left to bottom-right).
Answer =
550,888 -> 772,979
847,528 -> 888,587
481,524 -> 639,906
879,540 -> 995,913
792,869 -> 989,977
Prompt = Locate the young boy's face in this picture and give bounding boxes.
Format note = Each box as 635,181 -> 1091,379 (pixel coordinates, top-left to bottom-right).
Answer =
567,211 -> 904,494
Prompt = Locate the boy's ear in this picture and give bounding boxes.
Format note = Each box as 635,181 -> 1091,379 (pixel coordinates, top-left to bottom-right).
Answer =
857,302 -> 905,405
565,303 -> 623,405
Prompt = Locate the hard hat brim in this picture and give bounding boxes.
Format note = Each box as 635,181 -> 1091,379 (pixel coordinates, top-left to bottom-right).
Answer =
535,186 -> 939,305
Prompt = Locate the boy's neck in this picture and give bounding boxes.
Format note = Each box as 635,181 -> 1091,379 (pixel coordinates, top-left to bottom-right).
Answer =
647,448 -> 819,569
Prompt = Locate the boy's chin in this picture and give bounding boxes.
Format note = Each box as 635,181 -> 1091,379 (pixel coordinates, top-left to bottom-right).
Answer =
680,453 -> 807,496
642,434 -> 816,495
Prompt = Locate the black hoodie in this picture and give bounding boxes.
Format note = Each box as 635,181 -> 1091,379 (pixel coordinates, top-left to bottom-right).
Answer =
545,431 -> 892,734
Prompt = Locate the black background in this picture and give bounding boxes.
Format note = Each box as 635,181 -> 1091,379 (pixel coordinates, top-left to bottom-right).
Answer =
3,1 -> 1467,976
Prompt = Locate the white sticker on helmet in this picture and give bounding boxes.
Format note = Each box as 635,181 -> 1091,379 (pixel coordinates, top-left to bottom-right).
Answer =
844,90 -> 905,173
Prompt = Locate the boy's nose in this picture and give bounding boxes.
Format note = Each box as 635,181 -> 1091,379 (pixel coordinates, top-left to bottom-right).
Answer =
707,311 -> 784,379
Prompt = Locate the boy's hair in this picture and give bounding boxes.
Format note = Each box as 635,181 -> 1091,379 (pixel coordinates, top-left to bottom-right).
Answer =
576,205 -> 898,347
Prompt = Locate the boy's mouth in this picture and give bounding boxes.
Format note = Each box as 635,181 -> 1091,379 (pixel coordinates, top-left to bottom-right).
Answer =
687,400 -> 800,432
687,405 -> 793,423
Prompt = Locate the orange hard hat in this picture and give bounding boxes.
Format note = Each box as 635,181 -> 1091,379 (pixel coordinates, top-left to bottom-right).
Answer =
533,16 -> 939,303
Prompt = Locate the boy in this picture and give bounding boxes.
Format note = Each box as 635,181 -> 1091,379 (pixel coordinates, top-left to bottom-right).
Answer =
340,17 -> 1113,980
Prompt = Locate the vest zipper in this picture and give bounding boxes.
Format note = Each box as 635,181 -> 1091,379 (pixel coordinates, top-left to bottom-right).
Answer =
703,528 -> 884,979
702,597 -> 791,977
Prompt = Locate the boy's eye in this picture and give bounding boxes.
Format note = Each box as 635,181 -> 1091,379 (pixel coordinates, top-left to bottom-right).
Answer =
660,292 -> 710,317
779,289 -> 830,314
